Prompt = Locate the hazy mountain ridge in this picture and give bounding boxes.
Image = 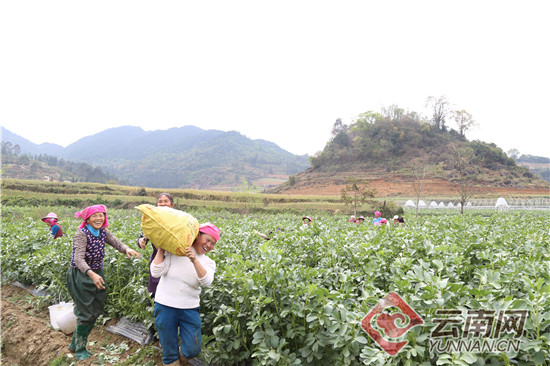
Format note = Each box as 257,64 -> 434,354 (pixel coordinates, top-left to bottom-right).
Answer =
1,126 -> 310,189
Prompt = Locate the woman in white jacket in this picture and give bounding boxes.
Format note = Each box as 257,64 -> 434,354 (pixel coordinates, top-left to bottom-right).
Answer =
151,222 -> 220,366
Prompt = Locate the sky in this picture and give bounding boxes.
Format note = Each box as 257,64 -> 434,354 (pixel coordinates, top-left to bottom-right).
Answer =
1,1 -> 549,158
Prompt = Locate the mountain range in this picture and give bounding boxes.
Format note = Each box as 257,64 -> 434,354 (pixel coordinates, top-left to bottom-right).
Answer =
2,121 -> 549,195
1,126 -> 310,189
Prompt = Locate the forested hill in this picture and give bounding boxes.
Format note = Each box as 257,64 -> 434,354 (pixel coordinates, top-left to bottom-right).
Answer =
1,142 -> 119,184
272,109 -> 548,193
514,154 -> 550,183
1,126 -> 310,189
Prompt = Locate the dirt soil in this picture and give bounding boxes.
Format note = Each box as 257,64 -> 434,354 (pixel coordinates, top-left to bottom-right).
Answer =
280,176 -> 550,197
1,283 -> 164,366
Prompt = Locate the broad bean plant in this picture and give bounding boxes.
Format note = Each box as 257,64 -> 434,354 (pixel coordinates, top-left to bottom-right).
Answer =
1,207 -> 548,365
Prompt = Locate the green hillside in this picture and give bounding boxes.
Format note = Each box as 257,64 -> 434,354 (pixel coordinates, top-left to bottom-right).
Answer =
515,154 -> 550,183
1,126 -> 309,190
1,143 -> 119,184
273,107 -> 548,194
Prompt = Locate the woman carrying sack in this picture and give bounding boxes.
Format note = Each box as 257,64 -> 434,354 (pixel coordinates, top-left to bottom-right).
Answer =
151,222 -> 220,366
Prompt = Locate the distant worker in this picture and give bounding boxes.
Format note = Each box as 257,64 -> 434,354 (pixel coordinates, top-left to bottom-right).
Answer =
42,212 -> 63,239
393,215 -> 400,226
393,215 -> 406,226
356,216 -> 365,225
302,216 -> 312,226
372,211 -> 382,225
349,215 -> 356,223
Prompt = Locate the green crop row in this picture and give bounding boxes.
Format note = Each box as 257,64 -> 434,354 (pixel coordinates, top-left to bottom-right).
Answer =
1,207 -> 549,365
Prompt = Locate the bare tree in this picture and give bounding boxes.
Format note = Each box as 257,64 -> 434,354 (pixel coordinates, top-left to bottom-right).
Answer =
448,144 -> 475,215
452,109 -> 476,137
341,177 -> 377,216
331,118 -> 348,136
507,148 -> 521,160
381,104 -> 405,121
426,95 -> 451,130
412,164 -> 430,218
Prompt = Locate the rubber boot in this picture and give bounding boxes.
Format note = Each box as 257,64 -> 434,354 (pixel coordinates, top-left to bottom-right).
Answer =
74,324 -> 92,360
68,331 -> 77,352
69,321 -> 94,352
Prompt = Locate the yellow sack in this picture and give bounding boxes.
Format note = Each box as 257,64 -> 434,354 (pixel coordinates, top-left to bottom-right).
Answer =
135,204 -> 199,256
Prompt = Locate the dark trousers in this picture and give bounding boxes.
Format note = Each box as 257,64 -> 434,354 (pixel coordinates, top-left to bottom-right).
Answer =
66,267 -> 106,326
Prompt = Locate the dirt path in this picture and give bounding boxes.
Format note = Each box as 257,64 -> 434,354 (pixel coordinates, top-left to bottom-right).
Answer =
281,178 -> 550,197
1,283 -> 164,366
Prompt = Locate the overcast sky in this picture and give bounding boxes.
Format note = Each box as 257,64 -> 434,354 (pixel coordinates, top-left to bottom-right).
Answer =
1,1 -> 549,158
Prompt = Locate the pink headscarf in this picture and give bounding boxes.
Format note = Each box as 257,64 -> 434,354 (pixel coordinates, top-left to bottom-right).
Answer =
74,204 -> 109,230
199,222 -> 220,242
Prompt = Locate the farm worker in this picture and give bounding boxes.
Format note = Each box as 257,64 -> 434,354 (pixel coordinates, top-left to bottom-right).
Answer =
356,216 -> 365,225
349,215 -> 356,223
151,222 -> 220,366
302,216 -> 312,225
41,212 -> 63,239
137,192 -> 175,298
393,215 -> 406,226
66,204 -> 141,360
393,215 -> 400,226
372,211 -> 382,225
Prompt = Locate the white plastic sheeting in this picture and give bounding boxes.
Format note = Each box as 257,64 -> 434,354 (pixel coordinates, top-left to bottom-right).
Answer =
495,197 -> 509,207
402,196 -> 549,210
404,200 -> 416,208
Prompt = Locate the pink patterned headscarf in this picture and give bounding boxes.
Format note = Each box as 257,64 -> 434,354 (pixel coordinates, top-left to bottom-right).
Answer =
74,204 -> 109,230
199,222 -> 220,242
42,212 -> 58,227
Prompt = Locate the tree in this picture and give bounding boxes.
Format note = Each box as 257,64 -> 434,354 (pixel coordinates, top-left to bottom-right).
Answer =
452,109 -> 476,137
18,154 -> 30,165
288,175 -> 296,186
448,144 -> 475,215
354,111 -> 381,125
507,148 -> 521,160
1,141 -> 13,155
381,104 -> 405,121
234,177 -> 259,214
135,187 -> 147,196
426,95 -> 451,130
330,118 -> 351,148
340,177 -> 377,216
412,164 -> 430,218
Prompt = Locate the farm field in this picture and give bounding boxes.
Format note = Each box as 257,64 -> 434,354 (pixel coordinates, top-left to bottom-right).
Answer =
1,206 -> 549,365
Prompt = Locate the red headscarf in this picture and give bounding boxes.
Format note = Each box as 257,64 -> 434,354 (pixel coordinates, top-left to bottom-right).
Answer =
74,204 -> 109,230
